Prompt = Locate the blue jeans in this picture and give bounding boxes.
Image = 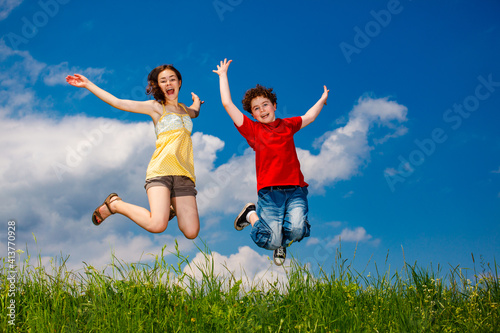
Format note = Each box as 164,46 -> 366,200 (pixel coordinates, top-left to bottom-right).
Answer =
250,186 -> 311,250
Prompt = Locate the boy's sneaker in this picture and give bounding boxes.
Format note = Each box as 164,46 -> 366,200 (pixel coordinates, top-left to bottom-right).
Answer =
273,247 -> 286,266
234,203 -> 255,231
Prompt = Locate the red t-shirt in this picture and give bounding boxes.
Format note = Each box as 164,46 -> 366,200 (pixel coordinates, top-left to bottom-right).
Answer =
236,115 -> 308,192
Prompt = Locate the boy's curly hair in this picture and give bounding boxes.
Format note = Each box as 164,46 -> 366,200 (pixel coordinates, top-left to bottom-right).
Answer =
146,64 -> 182,103
242,84 -> 277,113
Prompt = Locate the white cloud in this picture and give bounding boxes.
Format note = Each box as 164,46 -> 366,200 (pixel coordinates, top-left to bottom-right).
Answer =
337,227 -> 373,243
299,96 -> 408,192
306,237 -> 320,246
343,190 -> 354,198
331,226 -> 380,247
196,148 -> 256,216
0,39 -> 45,85
384,167 -> 398,176
43,61 -> 107,86
326,221 -> 343,228
306,226 -> 380,249
0,0 -> 23,21
183,246 -> 289,291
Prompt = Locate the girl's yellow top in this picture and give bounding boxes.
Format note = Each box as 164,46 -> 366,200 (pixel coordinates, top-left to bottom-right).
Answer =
145,103 -> 195,183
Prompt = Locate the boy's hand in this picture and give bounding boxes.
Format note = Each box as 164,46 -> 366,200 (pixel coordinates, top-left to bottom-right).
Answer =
213,58 -> 232,76
66,74 -> 90,88
322,85 -> 330,105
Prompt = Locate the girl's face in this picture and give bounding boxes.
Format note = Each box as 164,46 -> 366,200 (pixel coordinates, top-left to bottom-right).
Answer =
250,96 -> 277,124
158,69 -> 181,101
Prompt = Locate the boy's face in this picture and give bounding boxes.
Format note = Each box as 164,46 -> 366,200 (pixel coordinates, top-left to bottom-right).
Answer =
250,96 -> 276,124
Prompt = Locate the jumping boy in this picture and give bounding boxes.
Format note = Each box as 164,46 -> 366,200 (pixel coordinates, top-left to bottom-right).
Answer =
213,59 -> 329,265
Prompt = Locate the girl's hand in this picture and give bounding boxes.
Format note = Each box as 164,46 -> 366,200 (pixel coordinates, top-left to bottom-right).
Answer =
191,92 -> 204,105
213,58 -> 232,76
66,74 -> 90,88
322,85 -> 330,105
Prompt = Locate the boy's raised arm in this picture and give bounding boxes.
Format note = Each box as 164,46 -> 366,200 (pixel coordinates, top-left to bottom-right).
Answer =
213,59 -> 244,127
301,85 -> 329,129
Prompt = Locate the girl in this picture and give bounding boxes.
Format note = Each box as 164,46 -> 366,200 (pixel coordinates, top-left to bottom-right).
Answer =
66,64 -> 202,239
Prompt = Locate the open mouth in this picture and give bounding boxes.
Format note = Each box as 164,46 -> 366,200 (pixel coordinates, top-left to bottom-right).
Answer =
166,88 -> 175,96
261,113 -> 269,119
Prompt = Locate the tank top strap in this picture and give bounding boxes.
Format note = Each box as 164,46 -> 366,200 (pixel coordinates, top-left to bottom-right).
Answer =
179,103 -> 188,114
157,103 -> 188,125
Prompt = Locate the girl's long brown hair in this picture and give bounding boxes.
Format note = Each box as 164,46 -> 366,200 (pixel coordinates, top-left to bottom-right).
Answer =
146,64 -> 182,103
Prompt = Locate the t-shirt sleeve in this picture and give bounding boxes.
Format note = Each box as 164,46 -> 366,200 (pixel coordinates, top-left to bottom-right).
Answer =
286,116 -> 303,134
235,114 -> 256,148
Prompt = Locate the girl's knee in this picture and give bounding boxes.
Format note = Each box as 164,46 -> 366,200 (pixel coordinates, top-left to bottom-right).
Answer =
183,228 -> 199,239
177,216 -> 200,239
148,217 -> 169,233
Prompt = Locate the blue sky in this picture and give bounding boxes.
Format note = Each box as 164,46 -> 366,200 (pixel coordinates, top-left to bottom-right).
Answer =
1,0 -> 499,282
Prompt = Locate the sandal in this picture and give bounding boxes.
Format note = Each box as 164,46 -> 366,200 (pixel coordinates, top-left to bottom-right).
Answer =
92,193 -> 121,226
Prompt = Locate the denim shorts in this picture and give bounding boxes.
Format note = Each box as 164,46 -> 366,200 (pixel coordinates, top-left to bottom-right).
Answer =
250,186 -> 311,250
144,176 -> 197,197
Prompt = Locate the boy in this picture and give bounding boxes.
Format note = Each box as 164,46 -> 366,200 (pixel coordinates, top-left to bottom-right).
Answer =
213,59 -> 329,265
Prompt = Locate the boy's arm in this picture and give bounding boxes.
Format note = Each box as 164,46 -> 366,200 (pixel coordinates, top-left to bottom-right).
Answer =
213,59 -> 244,127
301,85 -> 329,129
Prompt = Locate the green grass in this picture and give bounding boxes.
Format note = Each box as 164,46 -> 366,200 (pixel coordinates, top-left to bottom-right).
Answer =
1,243 -> 499,332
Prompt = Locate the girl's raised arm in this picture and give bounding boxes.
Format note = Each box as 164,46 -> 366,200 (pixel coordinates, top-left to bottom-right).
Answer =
184,92 -> 204,118
66,74 -> 158,118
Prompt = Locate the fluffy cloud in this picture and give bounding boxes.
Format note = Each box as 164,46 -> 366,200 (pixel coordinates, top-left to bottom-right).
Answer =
0,0 -> 23,21
183,246 -> 289,291
43,61 -> 107,86
306,226 -> 380,250
299,96 -> 408,192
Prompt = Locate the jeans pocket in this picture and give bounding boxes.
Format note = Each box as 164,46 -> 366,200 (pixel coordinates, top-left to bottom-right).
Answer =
250,220 -> 272,249
258,188 -> 271,200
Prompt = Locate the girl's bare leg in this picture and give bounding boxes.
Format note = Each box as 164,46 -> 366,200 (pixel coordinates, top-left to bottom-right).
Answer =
172,195 -> 200,239
100,187 -> 172,233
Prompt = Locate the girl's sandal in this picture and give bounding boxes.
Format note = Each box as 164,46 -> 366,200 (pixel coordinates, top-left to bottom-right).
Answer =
92,193 -> 122,226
